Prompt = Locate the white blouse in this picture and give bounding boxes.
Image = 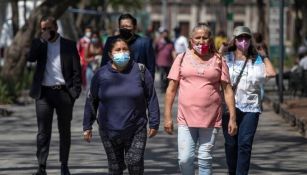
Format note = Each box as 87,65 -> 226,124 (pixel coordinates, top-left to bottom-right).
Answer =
225,52 -> 266,113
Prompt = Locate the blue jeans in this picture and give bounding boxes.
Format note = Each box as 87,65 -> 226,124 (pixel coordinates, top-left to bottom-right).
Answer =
86,66 -> 94,91
222,108 -> 259,175
178,125 -> 219,175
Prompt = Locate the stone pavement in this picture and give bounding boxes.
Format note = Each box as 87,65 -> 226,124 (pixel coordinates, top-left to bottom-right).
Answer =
1,86 -> 307,174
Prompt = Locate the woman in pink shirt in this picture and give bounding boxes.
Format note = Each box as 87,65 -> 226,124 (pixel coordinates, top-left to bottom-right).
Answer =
164,24 -> 237,175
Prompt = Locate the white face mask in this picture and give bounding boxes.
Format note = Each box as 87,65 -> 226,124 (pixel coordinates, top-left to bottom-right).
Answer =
85,32 -> 91,38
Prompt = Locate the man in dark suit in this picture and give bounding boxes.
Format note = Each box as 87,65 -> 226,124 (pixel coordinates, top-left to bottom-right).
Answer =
100,13 -> 155,78
28,16 -> 81,175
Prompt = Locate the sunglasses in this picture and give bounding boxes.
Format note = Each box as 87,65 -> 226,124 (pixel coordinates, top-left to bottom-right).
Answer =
236,35 -> 251,41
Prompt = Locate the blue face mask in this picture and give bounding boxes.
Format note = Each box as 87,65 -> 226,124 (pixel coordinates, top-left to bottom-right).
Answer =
112,52 -> 130,67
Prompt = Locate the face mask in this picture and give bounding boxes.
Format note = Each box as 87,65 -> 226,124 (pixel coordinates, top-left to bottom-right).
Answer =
119,28 -> 133,40
91,38 -> 98,44
235,39 -> 250,51
112,52 -> 130,67
193,43 -> 210,55
48,30 -> 56,41
85,32 -> 91,38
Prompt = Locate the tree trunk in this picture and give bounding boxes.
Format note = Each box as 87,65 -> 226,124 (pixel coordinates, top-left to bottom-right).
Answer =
256,0 -> 268,43
75,0 -> 88,34
294,0 -> 302,51
301,4 -> 307,41
11,0 -> 19,36
59,12 -> 79,41
1,0 -> 77,86
0,2 -> 8,35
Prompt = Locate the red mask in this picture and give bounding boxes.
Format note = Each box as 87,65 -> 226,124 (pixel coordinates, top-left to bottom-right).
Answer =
201,43 -> 210,54
193,43 -> 210,55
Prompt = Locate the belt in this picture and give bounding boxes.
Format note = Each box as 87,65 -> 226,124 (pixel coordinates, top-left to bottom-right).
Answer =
42,85 -> 66,90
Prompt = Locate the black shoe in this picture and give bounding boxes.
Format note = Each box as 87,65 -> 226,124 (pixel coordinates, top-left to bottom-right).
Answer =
33,167 -> 47,175
61,164 -> 71,175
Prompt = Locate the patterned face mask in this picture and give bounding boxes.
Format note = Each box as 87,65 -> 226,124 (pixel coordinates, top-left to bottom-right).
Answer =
193,43 -> 210,55
235,38 -> 250,51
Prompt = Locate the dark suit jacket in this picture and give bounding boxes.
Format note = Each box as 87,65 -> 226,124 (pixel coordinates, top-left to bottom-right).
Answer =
27,37 -> 82,100
100,34 -> 155,78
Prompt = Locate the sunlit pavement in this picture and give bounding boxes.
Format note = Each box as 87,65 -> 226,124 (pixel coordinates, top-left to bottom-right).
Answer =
0,76 -> 307,175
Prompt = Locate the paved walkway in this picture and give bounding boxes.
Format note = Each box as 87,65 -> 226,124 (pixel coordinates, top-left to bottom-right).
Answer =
0,86 -> 307,174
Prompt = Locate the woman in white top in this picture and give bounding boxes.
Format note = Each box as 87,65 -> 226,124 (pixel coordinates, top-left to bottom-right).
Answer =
220,26 -> 276,175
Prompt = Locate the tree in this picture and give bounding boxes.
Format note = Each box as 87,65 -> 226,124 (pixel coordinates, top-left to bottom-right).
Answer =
256,0 -> 268,44
1,0 -> 78,96
293,0 -> 307,51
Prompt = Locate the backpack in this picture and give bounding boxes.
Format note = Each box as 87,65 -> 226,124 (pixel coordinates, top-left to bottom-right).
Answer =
137,63 -> 148,102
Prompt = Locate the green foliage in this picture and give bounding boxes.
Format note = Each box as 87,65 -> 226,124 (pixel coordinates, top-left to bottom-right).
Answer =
0,79 -> 13,104
0,68 -> 33,104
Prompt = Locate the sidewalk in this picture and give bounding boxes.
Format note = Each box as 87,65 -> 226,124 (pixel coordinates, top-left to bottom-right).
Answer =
0,89 -> 307,174
265,78 -> 307,138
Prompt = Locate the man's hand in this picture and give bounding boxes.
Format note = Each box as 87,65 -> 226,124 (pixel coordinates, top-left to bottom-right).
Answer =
83,130 -> 92,142
148,128 -> 158,138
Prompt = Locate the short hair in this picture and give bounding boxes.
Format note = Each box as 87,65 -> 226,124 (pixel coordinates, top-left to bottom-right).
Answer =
118,13 -> 137,27
190,23 -> 217,53
40,16 -> 57,27
190,23 -> 212,38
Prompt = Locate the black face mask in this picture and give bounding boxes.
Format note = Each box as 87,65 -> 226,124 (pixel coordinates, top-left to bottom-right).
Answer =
119,28 -> 133,40
49,30 -> 56,41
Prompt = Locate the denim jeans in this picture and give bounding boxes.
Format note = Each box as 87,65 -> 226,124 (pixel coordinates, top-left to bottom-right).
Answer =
86,66 -> 94,91
222,108 -> 259,175
178,125 -> 219,175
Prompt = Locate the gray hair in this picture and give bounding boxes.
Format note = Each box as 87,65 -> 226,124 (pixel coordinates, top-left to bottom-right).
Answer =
190,23 -> 212,38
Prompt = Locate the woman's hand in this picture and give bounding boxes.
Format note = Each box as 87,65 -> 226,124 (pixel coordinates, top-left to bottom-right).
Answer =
148,128 -> 158,138
163,80 -> 178,135
83,130 -> 92,142
164,118 -> 174,135
228,118 -> 237,136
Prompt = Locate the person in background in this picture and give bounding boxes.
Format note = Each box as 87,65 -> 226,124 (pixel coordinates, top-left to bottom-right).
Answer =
100,13 -> 155,78
174,26 -> 189,55
77,26 -> 92,90
155,28 -> 175,92
28,16 -> 81,175
214,30 -> 227,51
83,38 -> 160,175
84,30 -> 103,91
220,26 -> 276,175
299,45 -> 307,70
164,24 -> 237,175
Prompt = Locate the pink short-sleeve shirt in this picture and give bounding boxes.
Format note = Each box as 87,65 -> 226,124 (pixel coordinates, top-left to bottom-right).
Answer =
168,50 -> 230,128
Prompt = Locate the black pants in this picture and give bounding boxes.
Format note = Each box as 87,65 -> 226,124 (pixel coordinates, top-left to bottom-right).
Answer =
35,87 -> 74,167
99,128 -> 147,175
158,66 -> 171,93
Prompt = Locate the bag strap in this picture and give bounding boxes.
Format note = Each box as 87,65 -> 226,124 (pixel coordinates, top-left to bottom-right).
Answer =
138,63 -> 147,103
179,52 -> 186,78
232,58 -> 248,92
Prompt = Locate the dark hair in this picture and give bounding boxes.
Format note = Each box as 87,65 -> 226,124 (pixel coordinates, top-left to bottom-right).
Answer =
118,13 -> 137,27
253,32 -> 263,43
109,38 -> 129,53
40,16 -> 57,27
90,30 -> 102,45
